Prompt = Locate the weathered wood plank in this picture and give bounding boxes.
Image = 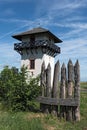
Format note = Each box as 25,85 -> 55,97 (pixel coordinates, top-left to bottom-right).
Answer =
37,96 -> 79,106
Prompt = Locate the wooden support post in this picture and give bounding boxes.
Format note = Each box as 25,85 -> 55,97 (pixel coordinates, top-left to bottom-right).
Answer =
66,59 -> 74,121
60,63 -> 66,118
52,61 -> 60,116
43,63 -> 51,114
67,59 -> 73,98
60,63 -> 66,99
40,61 -> 46,112
46,63 -> 51,97
53,60 -> 60,98
74,60 -> 80,121
41,61 -> 46,97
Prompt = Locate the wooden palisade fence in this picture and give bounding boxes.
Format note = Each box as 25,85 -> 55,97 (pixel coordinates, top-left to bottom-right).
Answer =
37,59 -> 80,121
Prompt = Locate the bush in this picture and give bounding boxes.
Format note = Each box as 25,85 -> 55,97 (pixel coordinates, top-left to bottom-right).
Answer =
0,66 -> 41,111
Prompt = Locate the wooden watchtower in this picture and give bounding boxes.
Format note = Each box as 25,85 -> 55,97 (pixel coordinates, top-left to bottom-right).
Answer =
12,27 -> 62,85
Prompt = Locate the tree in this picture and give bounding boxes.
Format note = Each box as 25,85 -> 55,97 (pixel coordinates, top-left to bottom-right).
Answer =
0,66 -> 40,111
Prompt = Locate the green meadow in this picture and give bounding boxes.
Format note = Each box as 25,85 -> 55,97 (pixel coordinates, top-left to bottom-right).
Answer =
0,82 -> 87,130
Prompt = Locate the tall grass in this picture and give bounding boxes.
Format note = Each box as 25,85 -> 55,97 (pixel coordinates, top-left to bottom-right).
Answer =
43,91 -> 87,130
0,112 -> 45,130
0,82 -> 87,130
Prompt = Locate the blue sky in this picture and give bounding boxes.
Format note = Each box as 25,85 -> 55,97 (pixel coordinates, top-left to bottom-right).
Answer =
0,0 -> 87,81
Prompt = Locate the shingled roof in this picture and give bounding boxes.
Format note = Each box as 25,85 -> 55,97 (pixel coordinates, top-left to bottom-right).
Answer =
12,27 -> 62,43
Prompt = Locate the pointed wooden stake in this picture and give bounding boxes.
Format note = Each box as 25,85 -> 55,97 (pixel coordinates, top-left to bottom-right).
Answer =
60,63 -> 66,118
46,63 -> 51,97
74,60 -> 80,121
51,60 -> 60,116
67,59 -> 73,97
52,60 -> 60,98
41,61 -> 46,96
60,63 -> 66,99
66,60 -> 74,121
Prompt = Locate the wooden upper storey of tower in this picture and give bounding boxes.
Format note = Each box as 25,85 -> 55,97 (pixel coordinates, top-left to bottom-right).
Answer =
12,27 -> 62,57
12,27 -> 62,43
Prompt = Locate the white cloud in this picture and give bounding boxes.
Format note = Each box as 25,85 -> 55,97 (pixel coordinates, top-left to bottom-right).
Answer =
51,1 -> 84,10
65,16 -> 87,22
36,0 -> 87,19
0,19 -> 35,40
0,17 -> 51,39
0,18 -> 31,24
57,37 -> 87,81
0,43 -> 20,70
53,22 -> 87,29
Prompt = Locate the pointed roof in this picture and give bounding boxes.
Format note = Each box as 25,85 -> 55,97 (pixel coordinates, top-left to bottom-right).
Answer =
12,27 -> 62,43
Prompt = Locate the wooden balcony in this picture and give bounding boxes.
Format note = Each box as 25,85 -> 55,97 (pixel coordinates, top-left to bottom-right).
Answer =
14,40 -> 60,57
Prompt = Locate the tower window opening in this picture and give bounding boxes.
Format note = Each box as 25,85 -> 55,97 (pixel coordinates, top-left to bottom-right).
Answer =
30,59 -> 35,69
30,36 -> 35,45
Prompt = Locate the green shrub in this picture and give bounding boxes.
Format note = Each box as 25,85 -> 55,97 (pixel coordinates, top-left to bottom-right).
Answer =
0,66 -> 41,111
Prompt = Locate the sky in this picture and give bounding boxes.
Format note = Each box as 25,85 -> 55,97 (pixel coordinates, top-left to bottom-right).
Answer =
0,0 -> 87,81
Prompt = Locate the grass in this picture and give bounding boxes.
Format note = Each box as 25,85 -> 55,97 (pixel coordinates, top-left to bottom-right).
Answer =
0,82 -> 87,130
81,82 -> 87,89
0,111 -> 45,130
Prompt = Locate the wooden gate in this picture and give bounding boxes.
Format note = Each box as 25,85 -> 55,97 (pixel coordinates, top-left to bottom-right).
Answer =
37,59 -> 80,121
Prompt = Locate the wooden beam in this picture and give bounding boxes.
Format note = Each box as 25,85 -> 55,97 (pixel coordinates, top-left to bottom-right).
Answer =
36,96 -> 79,106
